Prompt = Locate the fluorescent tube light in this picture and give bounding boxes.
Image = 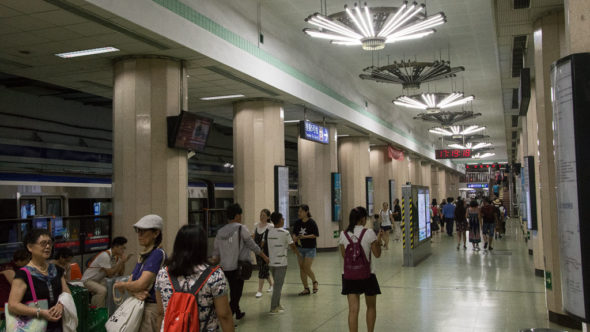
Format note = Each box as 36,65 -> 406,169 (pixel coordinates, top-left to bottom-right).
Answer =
55,47 -> 119,58
199,94 -> 245,101
284,120 -> 300,123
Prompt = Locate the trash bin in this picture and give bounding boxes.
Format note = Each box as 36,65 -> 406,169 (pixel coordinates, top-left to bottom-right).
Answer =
69,284 -> 90,332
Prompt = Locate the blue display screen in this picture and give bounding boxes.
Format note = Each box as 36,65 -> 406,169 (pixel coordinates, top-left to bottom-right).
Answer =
467,183 -> 489,188
300,121 -> 329,144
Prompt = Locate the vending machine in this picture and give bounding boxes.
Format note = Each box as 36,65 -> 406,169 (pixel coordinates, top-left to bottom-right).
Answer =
551,53 -> 590,323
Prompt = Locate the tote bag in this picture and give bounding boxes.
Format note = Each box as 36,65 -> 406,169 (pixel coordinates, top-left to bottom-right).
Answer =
5,267 -> 49,332
104,297 -> 144,332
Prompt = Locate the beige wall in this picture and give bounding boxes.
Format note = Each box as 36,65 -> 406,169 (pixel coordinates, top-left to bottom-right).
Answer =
338,137 -> 370,229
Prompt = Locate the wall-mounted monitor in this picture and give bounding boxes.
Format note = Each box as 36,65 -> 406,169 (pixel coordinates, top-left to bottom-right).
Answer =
523,156 -> 537,230
299,120 -> 329,144
167,111 -> 212,151
331,173 -> 341,222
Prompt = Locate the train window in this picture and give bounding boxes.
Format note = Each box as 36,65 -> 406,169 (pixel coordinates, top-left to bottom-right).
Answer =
19,198 -> 38,218
45,197 -> 63,216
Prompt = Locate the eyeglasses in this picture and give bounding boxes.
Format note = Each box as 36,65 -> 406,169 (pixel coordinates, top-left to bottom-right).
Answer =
37,240 -> 53,247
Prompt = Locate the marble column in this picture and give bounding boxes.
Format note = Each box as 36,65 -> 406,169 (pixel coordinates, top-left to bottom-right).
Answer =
298,124 -> 338,248
233,99 -> 285,231
391,155 -> 410,201
112,56 -> 188,256
408,156 -> 422,185
369,146 -> 395,211
338,136 -> 370,230
533,11 -> 568,321
420,161 -> 432,189
564,0 -> 590,54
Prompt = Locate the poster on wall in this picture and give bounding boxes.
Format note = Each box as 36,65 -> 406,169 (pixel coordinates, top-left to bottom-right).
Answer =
331,172 -> 341,222
366,177 -> 374,216
388,179 -> 396,210
274,166 -> 290,228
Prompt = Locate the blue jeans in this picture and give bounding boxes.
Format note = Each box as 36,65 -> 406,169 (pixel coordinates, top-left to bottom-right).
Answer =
445,217 -> 454,236
297,247 -> 317,258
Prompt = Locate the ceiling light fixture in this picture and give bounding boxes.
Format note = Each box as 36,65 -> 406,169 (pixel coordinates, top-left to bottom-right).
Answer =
448,142 -> 492,150
472,152 -> 496,159
360,59 -> 464,89
55,46 -> 119,58
429,125 -> 486,136
394,92 -> 474,113
303,2 -> 446,51
199,94 -> 245,101
413,110 -> 481,126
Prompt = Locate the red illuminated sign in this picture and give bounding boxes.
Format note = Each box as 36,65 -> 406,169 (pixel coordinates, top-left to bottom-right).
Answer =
435,149 -> 472,159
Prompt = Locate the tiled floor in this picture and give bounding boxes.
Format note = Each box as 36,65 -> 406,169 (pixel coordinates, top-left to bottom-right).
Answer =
232,219 -> 581,332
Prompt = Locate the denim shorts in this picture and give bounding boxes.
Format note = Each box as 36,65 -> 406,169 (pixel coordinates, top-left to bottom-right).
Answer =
482,223 -> 495,236
298,247 -> 317,258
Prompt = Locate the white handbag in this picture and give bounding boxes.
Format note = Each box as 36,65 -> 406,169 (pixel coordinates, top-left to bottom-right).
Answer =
105,297 -> 144,332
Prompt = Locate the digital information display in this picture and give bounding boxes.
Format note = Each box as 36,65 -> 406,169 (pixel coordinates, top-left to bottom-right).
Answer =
435,149 -> 472,159
331,172 -> 341,222
274,166 -> 290,228
417,189 -> 429,242
366,177 -> 374,215
523,156 -> 537,230
299,120 -> 329,144
168,111 -> 212,151
467,183 -> 489,189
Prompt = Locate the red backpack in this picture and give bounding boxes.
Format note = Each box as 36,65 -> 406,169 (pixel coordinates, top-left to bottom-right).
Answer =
163,265 -> 219,332
343,229 -> 371,280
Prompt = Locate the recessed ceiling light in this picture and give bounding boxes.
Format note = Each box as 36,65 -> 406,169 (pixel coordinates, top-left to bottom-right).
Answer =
55,47 -> 120,58
199,94 -> 245,101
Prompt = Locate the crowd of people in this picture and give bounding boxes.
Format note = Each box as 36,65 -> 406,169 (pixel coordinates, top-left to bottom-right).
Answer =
430,195 -> 508,251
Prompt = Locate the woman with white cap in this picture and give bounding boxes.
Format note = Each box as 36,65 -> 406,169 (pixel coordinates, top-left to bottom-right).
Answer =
114,214 -> 166,332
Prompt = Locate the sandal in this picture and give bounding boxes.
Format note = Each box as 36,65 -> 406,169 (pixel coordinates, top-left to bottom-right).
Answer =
298,287 -> 311,296
312,281 -> 319,293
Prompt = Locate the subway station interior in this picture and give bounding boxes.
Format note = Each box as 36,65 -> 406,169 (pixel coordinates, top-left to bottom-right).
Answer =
0,0 -> 589,331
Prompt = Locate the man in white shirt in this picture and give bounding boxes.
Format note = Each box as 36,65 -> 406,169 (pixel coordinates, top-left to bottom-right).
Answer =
82,236 -> 131,307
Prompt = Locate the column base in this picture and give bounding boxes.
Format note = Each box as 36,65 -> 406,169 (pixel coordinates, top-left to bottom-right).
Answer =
535,269 -> 544,277
548,310 -> 582,330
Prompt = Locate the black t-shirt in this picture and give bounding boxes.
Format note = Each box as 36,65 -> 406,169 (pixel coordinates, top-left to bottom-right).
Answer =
393,205 -> 402,221
292,218 -> 319,248
14,265 -> 64,328
481,205 -> 496,224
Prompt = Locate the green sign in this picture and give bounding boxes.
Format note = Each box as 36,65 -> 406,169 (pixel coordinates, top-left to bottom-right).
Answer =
545,271 -> 552,290
333,230 -> 340,238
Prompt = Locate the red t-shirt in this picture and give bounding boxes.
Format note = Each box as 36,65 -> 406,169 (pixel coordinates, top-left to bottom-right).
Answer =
431,206 -> 439,217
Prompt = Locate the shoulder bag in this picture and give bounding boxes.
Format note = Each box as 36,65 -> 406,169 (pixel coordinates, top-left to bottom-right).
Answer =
237,225 -> 253,280
4,267 -> 49,332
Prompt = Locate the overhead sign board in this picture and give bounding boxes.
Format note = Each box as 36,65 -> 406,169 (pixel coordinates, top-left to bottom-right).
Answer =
467,183 -> 489,188
299,120 -> 329,144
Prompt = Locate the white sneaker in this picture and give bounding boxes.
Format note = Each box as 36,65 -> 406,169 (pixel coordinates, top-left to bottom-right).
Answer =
255,292 -> 263,298
267,286 -> 273,293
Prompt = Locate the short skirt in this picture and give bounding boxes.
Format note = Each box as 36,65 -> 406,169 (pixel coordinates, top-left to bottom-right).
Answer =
341,273 -> 381,296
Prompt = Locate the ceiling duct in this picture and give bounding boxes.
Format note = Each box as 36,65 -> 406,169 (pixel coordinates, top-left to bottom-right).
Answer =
511,115 -> 519,127
513,0 -> 531,9
511,88 -> 519,109
512,131 -> 517,139
512,35 -> 528,77
519,68 -> 531,116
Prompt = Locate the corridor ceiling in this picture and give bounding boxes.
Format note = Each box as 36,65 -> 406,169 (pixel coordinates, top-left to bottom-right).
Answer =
0,0 -> 566,165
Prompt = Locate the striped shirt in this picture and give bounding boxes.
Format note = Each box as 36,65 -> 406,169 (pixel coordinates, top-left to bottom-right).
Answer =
267,228 -> 294,267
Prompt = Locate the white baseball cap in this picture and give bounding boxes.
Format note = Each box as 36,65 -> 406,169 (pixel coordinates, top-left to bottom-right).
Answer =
133,214 -> 163,230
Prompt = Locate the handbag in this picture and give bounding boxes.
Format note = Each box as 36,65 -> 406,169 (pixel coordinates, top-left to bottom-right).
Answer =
104,297 -> 144,332
5,267 -> 49,332
237,225 -> 253,280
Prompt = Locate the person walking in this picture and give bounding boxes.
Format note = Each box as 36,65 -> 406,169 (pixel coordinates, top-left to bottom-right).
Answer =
454,199 -> 468,250
431,199 -> 440,233
378,202 -> 393,249
8,229 -> 71,332
253,209 -> 274,298
442,197 -> 456,237
211,203 -> 269,320
155,225 -> 234,332
392,199 -> 402,241
467,200 -> 482,250
439,199 -> 447,231
339,207 -> 383,332
114,215 -> 166,332
480,198 -> 498,250
267,211 -> 301,314
292,204 -> 320,295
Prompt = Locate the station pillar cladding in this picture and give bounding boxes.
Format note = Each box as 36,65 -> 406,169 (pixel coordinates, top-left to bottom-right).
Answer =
338,137 -> 370,230
112,56 -> 188,261
533,11 -> 567,322
233,99 -> 285,232
369,146 -> 395,217
298,124 -> 338,248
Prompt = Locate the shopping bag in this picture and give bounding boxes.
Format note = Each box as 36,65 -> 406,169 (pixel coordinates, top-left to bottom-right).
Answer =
87,307 -> 108,332
67,284 -> 89,332
105,297 -> 144,332
4,268 -> 48,332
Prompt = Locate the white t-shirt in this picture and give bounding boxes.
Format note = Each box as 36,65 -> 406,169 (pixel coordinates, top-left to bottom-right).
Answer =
267,228 -> 293,267
380,209 -> 392,226
338,226 -> 377,274
82,249 -> 116,282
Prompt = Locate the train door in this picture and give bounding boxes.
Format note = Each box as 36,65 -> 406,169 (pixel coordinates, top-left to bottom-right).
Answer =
18,196 -> 40,218
18,195 -> 65,218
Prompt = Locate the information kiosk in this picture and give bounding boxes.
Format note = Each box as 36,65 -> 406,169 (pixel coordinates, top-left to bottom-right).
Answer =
401,185 -> 432,267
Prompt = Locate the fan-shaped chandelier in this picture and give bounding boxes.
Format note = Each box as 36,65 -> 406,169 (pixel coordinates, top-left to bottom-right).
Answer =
359,60 -> 464,89
394,92 -> 474,113
440,133 -> 489,144
413,110 -> 481,125
472,152 -> 496,159
448,142 -> 492,151
429,125 -> 486,136
303,2 -> 446,51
